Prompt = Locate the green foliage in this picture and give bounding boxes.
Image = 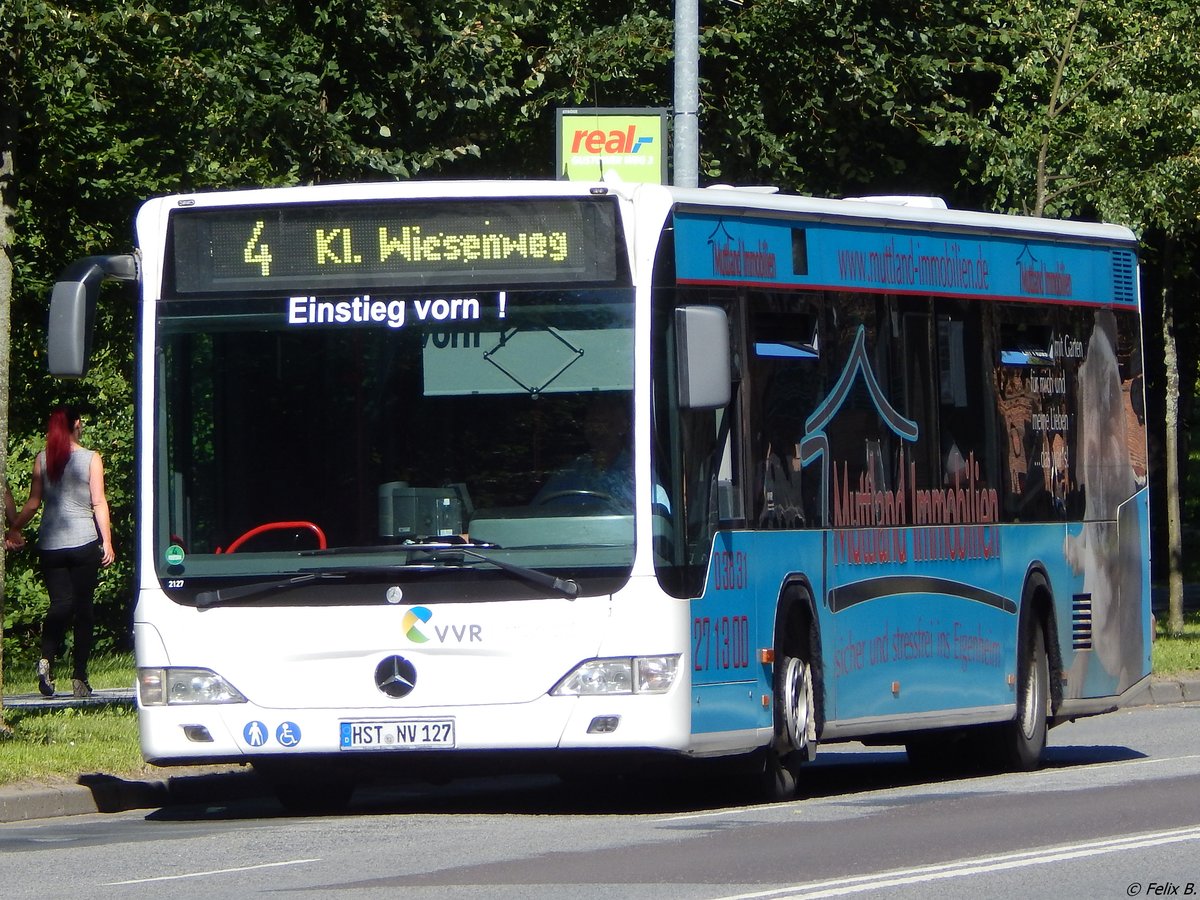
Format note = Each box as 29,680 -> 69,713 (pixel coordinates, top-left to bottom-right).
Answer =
698,0 -> 979,194
927,0 -> 1200,228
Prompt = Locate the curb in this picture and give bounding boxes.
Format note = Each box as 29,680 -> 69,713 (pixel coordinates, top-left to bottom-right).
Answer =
1138,674 -> 1200,706
0,768 -> 266,824
1111,674 -> 1200,707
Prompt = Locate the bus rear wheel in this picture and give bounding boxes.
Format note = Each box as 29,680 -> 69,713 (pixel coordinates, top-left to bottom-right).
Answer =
990,616 -> 1049,771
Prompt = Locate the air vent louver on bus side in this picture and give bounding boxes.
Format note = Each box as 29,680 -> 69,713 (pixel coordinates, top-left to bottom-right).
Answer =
1072,594 -> 1093,650
1111,250 -> 1137,305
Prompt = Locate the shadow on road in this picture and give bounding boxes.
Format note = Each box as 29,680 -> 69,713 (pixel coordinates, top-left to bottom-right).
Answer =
144,741 -> 1146,822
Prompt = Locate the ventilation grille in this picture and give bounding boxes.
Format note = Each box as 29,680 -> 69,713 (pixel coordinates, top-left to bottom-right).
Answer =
1072,593 -> 1093,650
1111,250 -> 1137,306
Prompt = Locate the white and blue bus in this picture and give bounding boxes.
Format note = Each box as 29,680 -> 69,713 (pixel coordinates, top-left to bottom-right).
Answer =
48,180 -> 1151,809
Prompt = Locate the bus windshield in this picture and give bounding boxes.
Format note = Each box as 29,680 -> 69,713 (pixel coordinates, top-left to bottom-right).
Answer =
155,286 -> 635,589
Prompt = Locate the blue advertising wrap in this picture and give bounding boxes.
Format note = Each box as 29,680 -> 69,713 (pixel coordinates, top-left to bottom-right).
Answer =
674,211 -> 1138,308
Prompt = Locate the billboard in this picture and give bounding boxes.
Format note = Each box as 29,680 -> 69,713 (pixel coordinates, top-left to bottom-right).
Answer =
556,108 -> 668,184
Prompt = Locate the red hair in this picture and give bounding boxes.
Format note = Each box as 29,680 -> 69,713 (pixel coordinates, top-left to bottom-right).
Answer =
45,406 -> 80,482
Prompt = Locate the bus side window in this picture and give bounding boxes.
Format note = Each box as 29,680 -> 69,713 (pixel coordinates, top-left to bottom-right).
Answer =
715,412 -> 745,524
747,293 -> 820,530
934,304 -> 997,496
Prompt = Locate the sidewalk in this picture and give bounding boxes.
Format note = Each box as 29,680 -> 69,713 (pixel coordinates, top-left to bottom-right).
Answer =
1,672 -> 1198,823
3,687 -> 136,712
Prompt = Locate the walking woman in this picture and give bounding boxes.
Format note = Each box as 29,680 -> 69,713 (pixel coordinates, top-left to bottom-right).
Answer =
13,406 -> 115,697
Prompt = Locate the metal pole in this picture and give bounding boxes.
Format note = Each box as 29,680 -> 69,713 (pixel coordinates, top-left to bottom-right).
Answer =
673,0 -> 699,187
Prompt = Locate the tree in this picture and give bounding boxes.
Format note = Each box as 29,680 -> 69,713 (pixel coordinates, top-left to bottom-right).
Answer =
686,0 -> 987,197
0,142 -> 12,729
2,1 -> 153,674
1,0 -> 31,725
924,0 -> 1200,635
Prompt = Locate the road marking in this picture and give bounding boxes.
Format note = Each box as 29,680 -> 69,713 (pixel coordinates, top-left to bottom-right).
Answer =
663,800 -> 797,823
103,857 -> 321,885
707,826 -> 1200,899
1091,752 -> 1200,770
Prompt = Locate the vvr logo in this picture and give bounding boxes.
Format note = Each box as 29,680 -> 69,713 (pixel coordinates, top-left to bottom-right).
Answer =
570,127 -> 654,155
403,606 -> 483,644
402,606 -> 432,643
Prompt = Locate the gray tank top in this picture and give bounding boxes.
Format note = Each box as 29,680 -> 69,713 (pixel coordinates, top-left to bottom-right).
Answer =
37,448 -> 100,550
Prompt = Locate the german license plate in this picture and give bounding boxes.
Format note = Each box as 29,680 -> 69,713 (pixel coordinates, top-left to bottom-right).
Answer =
339,718 -> 455,750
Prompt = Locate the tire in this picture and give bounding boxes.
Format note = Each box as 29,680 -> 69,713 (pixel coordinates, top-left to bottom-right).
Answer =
760,651 -> 815,801
992,616 -> 1049,771
777,654 -> 813,760
905,616 -> 1049,777
760,750 -> 799,801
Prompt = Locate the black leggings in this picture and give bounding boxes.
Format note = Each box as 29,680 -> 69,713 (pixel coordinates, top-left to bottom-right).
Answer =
38,540 -> 103,680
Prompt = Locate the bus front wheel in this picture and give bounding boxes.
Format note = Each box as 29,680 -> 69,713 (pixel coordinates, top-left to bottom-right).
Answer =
766,583 -> 820,791
778,654 -> 813,760
761,652 -> 814,800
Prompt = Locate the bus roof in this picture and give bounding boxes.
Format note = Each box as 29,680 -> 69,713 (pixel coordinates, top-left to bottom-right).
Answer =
663,183 -> 1138,248
142,179 -> 1139,249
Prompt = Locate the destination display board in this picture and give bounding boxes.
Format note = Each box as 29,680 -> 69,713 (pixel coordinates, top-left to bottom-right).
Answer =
167,197 -> 623,295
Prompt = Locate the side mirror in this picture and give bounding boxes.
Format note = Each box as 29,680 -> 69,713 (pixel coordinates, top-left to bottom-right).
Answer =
675,306 -> 731,410
47,255 -> 137,377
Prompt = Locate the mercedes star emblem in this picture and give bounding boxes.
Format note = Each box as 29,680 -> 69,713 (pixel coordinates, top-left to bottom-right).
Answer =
375,655 -> 417,698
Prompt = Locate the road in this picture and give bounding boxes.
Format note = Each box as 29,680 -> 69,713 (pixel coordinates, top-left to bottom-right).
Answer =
0,702 -> 1197,899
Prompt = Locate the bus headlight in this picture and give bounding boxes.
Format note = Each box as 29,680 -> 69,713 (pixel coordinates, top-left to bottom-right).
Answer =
138,668 -> 247,706
551,655 -> 680,696
634,655 -> 680,693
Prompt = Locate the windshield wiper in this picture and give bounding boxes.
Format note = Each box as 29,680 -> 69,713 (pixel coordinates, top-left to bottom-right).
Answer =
424,544 -> 579,599
299,542 -> 579,599
195,571 -> 350,608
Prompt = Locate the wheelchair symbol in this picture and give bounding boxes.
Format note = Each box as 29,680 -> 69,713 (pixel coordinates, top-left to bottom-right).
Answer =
276,722 -> 302,747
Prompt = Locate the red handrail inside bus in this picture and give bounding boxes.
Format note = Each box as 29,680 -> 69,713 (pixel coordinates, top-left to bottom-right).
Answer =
217,521 -> 328,554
